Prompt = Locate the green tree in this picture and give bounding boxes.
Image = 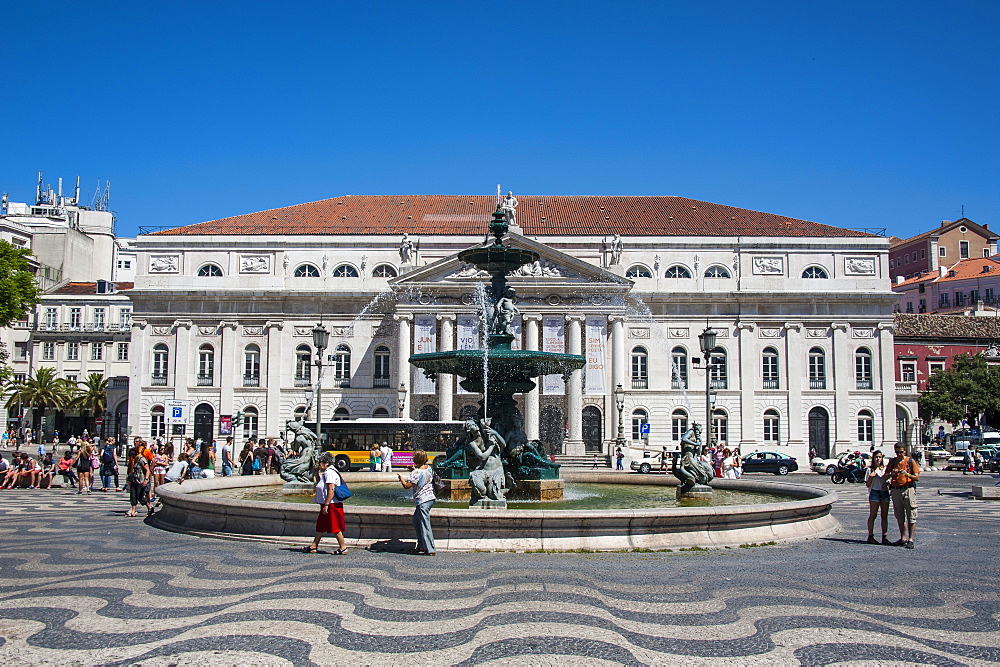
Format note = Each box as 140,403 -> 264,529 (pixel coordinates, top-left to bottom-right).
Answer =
3,367 -> 76,430
918,353 -> 1000,428
0,240 -> 41,326
68,373 -> 109,431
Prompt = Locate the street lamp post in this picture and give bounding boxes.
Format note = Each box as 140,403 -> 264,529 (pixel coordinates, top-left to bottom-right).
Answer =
397,382 -> 408,420
614,382 -> 626,451
698,326 -> 717,445
311,324 -> 329,445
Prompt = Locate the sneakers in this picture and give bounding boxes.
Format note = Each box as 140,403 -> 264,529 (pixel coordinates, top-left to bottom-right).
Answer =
892,539 -> 906,547
904,540 -> 915,549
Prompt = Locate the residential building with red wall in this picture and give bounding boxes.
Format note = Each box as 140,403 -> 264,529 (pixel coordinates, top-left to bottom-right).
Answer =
889,218 -> 997,281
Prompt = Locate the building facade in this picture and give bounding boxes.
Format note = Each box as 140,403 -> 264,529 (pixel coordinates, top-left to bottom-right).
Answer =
127,194 -> 900,462
889,218 -> 997,281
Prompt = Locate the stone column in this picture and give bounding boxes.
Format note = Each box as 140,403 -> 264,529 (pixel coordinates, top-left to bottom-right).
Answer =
831,322 -> 852,454
172,320 -> 193,400
395,314 -> 412,418
736,322 -> 757,450
610,315 -> 626,451
437,314 -> 455,421
524,314 -> 541,440
219,321 -> 238,419
877,322 -> 898,449
784,322 -> 804,454
127,320 -> 148,438
565,315 -> 585,456
264,320 -> 284,437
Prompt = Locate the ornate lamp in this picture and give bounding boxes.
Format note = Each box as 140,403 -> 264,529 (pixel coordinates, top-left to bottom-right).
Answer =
311,324 -> 329,442
397,382 -> 408,419
698,326 -> 717,445
614,382 -> 626,450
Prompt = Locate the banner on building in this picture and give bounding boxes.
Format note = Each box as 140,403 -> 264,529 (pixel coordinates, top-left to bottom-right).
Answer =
219,415 -> 233,435
456,315 -> 479,394
413,315 -> 437,394
585,316 -> 607,395
542,316 -> 565,394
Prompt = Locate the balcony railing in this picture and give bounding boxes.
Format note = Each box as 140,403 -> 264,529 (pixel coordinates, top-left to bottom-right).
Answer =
632,377 -> 648,389
856,379 -> 873,390
671,379 -> 687,390
151,375 -> 168,386
809,378 -> 826,390
35,323 -> 130,333
294,376 -> 311,387
710,379 -> 728,389
243,375 -> 261,387
336,377 -> 351,388
762,378 -> 779,389
197,374 -> 214,386
373,376 -> 391,388
895,381 -> 918,394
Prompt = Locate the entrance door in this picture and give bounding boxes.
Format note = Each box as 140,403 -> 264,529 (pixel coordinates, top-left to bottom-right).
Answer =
582,406 -> 603,453
194,403 -> 214,443
808,407 -> 830,458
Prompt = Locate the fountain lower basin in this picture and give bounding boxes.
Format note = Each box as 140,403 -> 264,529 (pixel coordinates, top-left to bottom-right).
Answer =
151,473 -> 840,551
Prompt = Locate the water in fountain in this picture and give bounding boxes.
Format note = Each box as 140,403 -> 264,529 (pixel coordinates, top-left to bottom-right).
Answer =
473,281 -> 491,416
349,290 -> 396,330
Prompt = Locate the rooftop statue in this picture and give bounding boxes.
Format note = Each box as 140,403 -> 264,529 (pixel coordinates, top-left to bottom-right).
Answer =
501,191 -> 518,227
610,234 -> 623,265
399,233 -> 414,264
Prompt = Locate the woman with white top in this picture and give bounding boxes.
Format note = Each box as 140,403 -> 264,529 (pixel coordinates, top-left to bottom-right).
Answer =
865,449 -> 891,545
721,448 -> 738,479
304,452 -> 347,554
398,449 -> 436,555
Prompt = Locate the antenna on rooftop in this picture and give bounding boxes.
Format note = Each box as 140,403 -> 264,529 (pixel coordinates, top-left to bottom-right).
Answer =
36,172 -> 43,205
91,179 -> 111,211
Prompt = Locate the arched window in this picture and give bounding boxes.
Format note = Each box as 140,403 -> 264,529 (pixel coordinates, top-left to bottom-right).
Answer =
857,409 -> 874,443
711,408 -> 728,446
418,405 -> 439,422
197,263 -> 223,277
295,345 -> 312,386
333,344 -> 351,387
626,265 -> 652,278
243,344 -> 261,386
710,348 -> 728,389
671,409 -> 688,442
242,406 -> 259,439
459,404 -> 479,420
763,409 -> 780,443
631,408 -> 649,441
293,405 -> 307,422
373,407 -> 390,418
373,345 -> 391,387
333,264 -> 359,278
855,348 -> 873,389
631,346 -> 648,389
333,406 -> 350,421
150,405 -> 165,438
666,265 -> 691,279
808,347 -> 826,389
802,266 -> 829,279
704,265 -> 731,278
671,346 -> 688,389
197,344 -> 215,386
372,264 -> 397,278
151,344 -> 169,385
294,264 -> 320,277
762,347 -> 779,389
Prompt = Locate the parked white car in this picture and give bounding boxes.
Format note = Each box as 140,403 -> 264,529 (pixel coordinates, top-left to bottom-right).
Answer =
630,450 -> 668,474
810,452 -> 871,475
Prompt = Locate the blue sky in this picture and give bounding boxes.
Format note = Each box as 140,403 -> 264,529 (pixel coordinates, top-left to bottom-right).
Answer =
1,1 -> 997,240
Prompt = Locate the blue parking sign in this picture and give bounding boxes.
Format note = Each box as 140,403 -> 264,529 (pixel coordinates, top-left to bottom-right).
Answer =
640,423 -> 651,435
172,407 -> 183,419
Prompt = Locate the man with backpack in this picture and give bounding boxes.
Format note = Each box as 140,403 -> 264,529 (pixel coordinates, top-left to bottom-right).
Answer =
887,444 -> 920,549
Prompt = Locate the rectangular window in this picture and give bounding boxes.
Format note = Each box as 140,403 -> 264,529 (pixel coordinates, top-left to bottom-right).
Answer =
900,362 -> 916,382
44,307 -> 58,328
955,292 -> 965,306
42,342 -> 55,360
919,299 -> 926,312
971,289 -> 980,304
93,308 -> 105,330
119,308 -> 131,328
66,342 -> 79,361
928,362 -> 945,376
985,248 -> 992,258
912,252 -> 917,261
69,307 -> 82,329
14,342 -> 28,359
904,255 -> 909,264
939,247 -> 947,257
905,302 -> 913,313
939,293 -> 950,307
762,353 -> 779,389
91,343 -> 103,361
921,249 -> 926,259
960,241 -> 970,259
117,259 -> 132,269
988,288 -> 995,304
66,374 -> 77,383
14,373 -> 26,383
117,342 -> 129,361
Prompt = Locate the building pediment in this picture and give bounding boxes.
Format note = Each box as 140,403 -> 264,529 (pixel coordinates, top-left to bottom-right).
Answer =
390,233 -> 631,291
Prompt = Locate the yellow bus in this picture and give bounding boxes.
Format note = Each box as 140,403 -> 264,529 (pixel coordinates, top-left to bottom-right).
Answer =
316,419 -> 464,472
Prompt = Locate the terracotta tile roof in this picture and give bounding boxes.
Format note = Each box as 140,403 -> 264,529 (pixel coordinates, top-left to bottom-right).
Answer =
894,272 -> 937,288
50,282 -> 134,295
150,195 -> 874,238
890,218 -> 997,248
895,313 -> 1000,339
936,257 -> 1000,283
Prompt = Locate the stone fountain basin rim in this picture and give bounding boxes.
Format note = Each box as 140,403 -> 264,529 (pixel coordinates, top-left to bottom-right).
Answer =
156,472 -> 836,518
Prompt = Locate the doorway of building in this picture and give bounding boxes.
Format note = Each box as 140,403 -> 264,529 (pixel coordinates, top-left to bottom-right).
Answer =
194,403 -> 214,443
582,406 -> 603,453
808,407 -> 830,458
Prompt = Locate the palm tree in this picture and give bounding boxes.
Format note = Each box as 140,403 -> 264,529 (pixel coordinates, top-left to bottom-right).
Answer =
68,373 -> 109,433
3,367 -> 76,432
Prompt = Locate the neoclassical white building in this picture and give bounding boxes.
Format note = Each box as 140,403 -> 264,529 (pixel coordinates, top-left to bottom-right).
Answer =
127,194 -> 899,462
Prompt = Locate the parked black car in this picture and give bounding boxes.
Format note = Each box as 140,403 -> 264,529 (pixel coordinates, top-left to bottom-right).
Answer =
742,451 -> 798,475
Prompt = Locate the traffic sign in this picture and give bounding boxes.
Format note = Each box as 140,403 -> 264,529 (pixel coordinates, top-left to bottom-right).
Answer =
166,399 -> 190,425
640,422 -> 651,435
94,418 -> 104,426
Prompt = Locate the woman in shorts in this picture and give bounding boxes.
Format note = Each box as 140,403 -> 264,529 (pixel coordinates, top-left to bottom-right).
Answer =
72,442 -> 95,494
865,450 -> 891,545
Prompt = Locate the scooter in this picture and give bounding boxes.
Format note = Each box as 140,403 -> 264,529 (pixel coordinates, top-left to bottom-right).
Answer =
830,463 -> 865,484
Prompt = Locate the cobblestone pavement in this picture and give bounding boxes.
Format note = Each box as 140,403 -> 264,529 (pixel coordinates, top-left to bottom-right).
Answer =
0,470 -> 998,665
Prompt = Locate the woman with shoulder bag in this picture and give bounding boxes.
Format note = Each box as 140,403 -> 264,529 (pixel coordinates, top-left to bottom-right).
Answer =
303,452 -> 348,554
125,444 -> 154,517
398,449 -> 436,556
72,443 -> 95,494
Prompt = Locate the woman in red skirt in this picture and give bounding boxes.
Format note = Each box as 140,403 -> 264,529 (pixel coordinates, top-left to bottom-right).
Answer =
305,452 -> 347,554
